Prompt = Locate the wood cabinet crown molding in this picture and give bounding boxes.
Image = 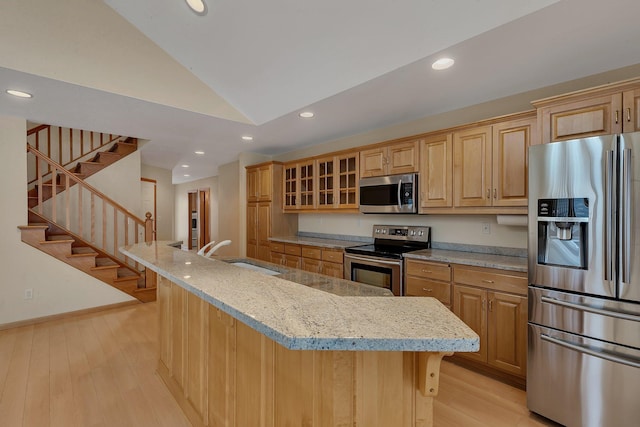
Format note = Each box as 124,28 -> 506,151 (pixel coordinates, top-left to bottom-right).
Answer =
531,76 -> 640,109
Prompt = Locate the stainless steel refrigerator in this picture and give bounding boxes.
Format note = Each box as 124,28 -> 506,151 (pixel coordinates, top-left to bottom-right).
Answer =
528,133 -> 640,427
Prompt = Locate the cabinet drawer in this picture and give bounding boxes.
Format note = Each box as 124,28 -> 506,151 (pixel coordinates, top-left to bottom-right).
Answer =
453,265 -> 527,295
270,242 -> 285,253
301,246 -> 321,260
405,277 -> 451,304
322,249 -> 343,264
284,244 -> 302,256
405,259 -> 451,282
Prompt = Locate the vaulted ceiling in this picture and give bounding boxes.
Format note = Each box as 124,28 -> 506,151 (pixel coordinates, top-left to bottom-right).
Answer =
2,0 -> 640,183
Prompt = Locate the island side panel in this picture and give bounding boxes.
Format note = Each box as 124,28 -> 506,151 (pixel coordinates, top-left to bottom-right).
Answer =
156,277 -> 444,427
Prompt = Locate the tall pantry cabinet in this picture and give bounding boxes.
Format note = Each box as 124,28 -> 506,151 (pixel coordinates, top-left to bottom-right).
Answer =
246,162 -> 297,261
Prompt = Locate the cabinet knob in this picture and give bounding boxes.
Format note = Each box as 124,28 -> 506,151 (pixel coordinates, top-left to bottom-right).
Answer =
422,288 -> 433,292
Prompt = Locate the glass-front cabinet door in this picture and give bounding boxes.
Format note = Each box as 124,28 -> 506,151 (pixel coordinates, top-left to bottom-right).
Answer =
317,156 -> 335,209
283,163 -> 297,210
337,152 -> 359,209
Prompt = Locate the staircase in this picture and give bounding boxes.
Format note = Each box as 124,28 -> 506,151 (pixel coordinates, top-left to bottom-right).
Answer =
19,124 -> 156,303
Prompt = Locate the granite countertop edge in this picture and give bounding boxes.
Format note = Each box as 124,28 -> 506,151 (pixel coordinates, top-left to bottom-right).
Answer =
405,249 -> 527,273
120,242 -> 479,353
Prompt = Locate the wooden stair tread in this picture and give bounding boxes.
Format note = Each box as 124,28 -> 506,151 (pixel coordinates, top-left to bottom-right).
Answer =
40,238 -> 74,244
18,224 -> 48,230
90,264 -> 119,271
95,258 -> 118,267
47,234 -> 74,241
71,246 -> 97,255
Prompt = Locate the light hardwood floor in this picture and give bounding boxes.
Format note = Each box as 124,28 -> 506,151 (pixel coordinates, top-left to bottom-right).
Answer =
0,302 -> 558,427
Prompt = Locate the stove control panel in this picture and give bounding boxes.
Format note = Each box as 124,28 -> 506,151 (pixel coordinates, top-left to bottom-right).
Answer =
372,225 -> 431,243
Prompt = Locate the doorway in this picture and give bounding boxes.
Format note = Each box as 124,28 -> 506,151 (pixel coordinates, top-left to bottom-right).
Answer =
187,188 -> 210,250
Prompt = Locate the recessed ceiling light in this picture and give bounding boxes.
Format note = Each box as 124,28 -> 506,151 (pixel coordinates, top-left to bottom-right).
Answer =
185,261 -> 192,265
184,174 -> 190,177
185,0 -> 207,15
194,151 -> 205,155
242,136 -> 253,141
432,58 -> 455,70
6,89 -> 32,98
299,111 -> 314,118
181,164 -> 189,168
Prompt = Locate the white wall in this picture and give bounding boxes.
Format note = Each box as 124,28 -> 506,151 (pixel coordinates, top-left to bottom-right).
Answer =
141,164 -> 174,241
174,176 -> 219,249
86,151 -> 142,217
0,116 -> 134,326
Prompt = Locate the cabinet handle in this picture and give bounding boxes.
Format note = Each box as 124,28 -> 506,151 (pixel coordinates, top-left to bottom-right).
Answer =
481,279 -> 494,284
615,110 -> 619,124
489,300 -> 493,312
422,288 -> 433,292
486,189 -> 490,199
421,269 -> 433,273
493,188 -> 497,199
627,107 -> 632,122
482,299 -> 486,311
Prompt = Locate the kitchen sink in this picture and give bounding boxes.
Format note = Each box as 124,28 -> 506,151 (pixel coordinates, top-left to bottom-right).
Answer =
228,261 -> 281,276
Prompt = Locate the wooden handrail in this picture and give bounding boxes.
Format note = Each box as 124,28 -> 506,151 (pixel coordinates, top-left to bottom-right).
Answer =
28,144 -> 152,267
27,124 -> 122,185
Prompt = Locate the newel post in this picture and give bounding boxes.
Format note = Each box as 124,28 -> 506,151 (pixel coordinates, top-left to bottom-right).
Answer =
144,212 -> 155,242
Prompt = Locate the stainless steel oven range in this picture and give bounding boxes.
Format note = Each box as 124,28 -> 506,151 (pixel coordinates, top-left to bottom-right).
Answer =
344,225 -> 430,296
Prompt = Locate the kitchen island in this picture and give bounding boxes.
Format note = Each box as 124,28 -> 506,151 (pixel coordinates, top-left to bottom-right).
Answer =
120,242 -> 479,427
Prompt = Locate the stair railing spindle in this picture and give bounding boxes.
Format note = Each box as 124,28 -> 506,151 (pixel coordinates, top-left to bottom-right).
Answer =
78,185 -> 83,238
51,167 -> 57,223
91,192 -> 95,244
65,173 -> 70,229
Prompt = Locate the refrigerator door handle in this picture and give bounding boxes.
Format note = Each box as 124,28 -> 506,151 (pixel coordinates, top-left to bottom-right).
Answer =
541,333 -> 640,369
621,148 -> 632,284
541,295 -> 640,322
605,150 -> 614,281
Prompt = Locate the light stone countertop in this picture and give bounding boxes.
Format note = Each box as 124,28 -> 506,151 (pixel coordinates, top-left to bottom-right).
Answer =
120,241 -> 479,353
268,235 -> 366,249
404,249 -> 527,273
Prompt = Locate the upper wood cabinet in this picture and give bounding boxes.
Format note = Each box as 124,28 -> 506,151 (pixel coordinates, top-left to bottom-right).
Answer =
247,163 -> 274,202
534,78 -> 640,143
453,115 -> 536,209
284,151 -> 359,212
283,160 -> 315,210
420,133 -> 453,209
360,140 -> 419,178
246,162 -> 297,261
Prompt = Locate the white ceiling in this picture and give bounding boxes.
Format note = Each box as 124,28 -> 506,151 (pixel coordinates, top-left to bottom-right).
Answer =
1,0 -> 640,184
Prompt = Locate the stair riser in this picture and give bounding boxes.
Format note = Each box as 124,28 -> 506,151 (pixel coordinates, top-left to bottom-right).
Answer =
91,268 -> 119,281
38,241 -> 74,261
95,153 -> 122,167
20,229 -> 46,245
113,278 -> 139,293
66,256 -> 98,271
112,143 -> 136,155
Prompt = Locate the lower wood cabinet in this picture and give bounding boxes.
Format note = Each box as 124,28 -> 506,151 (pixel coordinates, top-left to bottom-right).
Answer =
404,259 -> 451,308
452,265 -> 527,379
271,242 -> 344,279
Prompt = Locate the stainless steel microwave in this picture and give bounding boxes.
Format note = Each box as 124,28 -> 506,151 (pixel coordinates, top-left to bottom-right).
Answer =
359,173 -> 418,214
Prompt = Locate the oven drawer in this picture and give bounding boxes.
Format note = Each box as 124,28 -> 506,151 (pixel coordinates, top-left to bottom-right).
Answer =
405,277 -> 450,304
406,259 -> 450,282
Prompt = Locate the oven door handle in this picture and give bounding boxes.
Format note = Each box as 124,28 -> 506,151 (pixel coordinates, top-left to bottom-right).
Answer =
345,254 -> 401,266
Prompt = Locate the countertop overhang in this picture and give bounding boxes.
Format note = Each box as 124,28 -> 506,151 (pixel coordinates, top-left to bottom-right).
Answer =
120,242 -> 479,353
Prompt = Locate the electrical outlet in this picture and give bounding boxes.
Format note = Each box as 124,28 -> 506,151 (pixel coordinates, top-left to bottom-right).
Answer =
24,288 -> 33,300
482,222 -> 491,234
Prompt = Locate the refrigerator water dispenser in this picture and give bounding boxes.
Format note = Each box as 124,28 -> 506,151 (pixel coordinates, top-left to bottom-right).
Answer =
537,198 -> 589,269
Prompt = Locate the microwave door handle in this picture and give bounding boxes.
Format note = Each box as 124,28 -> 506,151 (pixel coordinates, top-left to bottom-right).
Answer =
397,178 -> 402,210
